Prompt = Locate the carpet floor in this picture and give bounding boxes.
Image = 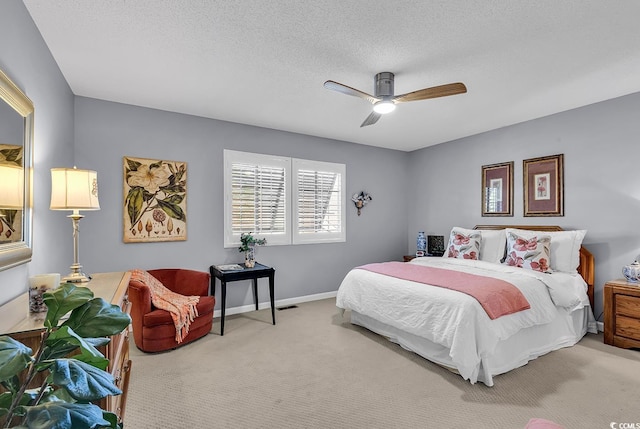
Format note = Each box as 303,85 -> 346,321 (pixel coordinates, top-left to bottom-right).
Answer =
125,298 -> 639,428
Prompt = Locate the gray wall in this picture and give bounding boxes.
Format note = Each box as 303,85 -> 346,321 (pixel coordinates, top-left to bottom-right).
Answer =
407,92 -> 640,320
0,0 -> 75,304
2,0 -> 637,324
74,97 -> 408,308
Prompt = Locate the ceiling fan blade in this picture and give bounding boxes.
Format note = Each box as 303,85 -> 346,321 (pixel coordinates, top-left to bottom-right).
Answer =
360,111 -> 382,127
393,82 -> 467,104
324,80 -> 380,104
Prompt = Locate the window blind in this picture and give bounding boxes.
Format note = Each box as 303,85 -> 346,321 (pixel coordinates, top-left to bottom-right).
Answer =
230,162 -> 286,235
296,169 -> 342,234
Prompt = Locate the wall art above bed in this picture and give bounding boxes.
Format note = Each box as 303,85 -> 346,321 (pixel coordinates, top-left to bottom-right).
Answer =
481,161 -> 513,217
523,154 -> 564,217
123,156 -> 187,243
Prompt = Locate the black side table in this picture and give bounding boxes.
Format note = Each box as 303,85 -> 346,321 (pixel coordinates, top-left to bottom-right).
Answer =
209,262 -> 275,335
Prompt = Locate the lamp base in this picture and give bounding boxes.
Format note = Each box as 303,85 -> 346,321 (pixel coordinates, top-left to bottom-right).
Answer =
62,269 -> 90,283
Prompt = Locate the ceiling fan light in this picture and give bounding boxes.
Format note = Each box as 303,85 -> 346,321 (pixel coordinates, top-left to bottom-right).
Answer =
373,101 -> 396,114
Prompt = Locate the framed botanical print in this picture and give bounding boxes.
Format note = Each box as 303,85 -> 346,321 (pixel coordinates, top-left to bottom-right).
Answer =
523,154 -> 564,217
123,156 -> 187,242
481,161 -> 513,217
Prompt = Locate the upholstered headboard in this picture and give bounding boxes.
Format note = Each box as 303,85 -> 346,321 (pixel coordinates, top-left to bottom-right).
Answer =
474,225 -> 594,309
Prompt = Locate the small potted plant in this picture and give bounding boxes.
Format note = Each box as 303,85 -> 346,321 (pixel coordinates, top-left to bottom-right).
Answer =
238,232 -> 266,268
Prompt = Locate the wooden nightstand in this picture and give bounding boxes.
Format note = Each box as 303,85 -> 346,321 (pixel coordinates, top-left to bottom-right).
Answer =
403,255 -> 442,262
604,279 -> 640,348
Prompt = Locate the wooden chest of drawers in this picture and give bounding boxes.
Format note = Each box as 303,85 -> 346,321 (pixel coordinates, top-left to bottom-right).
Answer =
604,279 -> 640,348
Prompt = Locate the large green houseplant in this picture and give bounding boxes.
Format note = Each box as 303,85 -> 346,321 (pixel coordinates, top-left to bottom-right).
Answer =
0,283 -> 131,428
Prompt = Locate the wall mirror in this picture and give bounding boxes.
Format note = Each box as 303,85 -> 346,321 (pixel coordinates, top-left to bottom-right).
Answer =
0,68 -> 33,271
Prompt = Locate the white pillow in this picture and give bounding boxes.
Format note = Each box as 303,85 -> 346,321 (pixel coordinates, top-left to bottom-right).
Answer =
444,227 -> 506,264
505,228 -> 586,273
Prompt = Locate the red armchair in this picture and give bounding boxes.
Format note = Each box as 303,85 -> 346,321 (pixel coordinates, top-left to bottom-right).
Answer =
128,268 -> 215,352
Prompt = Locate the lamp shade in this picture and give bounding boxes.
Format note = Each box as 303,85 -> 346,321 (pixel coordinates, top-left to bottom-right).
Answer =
0,164 -> 24,209
50,167 -> 100,210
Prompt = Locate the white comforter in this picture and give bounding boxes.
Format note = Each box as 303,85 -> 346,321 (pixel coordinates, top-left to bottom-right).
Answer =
336,257 -> 592,383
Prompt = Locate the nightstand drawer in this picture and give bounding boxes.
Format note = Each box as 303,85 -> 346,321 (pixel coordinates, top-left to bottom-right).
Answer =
616,315 -> 640,339
617,295 -> 640,318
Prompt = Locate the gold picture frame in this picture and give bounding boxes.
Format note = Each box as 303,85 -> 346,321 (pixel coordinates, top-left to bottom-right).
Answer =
481,161 -> 513,217
123,156 -> 187,243
523,154 -> 564,217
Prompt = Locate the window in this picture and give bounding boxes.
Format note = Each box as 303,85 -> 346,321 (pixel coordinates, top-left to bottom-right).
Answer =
292,159 -> 345,244
224,150 -> 291,246
224,150 -> 345,247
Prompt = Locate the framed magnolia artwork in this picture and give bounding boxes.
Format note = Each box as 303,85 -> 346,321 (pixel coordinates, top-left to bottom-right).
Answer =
123,156 -> 187,243
523,154 -> 564,217
481,161 -> 513,217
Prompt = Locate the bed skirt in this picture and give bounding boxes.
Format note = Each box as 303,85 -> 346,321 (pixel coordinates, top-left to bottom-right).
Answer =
348,306 -> 595,387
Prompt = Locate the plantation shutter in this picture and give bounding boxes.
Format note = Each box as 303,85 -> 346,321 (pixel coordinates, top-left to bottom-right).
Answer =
224,150 -> 345,247
231,163 -> 286,234
224,150 -> 290,247
293,159 -> 346,244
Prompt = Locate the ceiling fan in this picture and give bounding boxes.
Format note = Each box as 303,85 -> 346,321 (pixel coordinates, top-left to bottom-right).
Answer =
323,72 -> 467,127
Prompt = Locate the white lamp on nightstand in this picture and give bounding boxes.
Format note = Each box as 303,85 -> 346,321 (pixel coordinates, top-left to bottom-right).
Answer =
50,167 -> 100,283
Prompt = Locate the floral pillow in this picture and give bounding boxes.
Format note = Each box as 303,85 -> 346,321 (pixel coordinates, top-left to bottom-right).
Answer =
446,229 -> 481,260
504,232 -> 552,273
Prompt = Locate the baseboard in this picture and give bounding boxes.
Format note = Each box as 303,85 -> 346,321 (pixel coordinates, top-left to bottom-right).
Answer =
213,290 -> 337,318
596,321 -> 604,332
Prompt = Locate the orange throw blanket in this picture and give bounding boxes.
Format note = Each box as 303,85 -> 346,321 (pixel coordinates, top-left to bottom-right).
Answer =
357,262 -> 530,319
130,269 -> 200,343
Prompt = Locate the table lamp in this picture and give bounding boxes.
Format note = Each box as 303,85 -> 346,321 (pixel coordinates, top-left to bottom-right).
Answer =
50,167 -> 100,282
0,164 -> 23,237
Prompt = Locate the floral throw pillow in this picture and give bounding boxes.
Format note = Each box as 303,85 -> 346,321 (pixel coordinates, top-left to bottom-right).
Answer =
446,229 -> 481,260
504,232 -> 552,273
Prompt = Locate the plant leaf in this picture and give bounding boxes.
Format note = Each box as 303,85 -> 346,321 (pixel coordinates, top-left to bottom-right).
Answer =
125,158 -> 142,172
43,284 -> 94,329
164,194 -> 184,205
23,401 -> 113,429
50,359 -> 121,402
126,187 -> 144,226
0,336 -> 33,382
101,410 -> 121,429
62,298 -> 131,338
0,389 -> 39,415
1,374 -> 22,394
37,335 -> 108,363
149,161 -> 163,170
45,327 -> 108,370
157,198 -> 186,221
159,184 -> 184,195
0,148 -> 22,164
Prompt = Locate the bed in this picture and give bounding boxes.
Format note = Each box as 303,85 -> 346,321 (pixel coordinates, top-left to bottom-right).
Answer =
336,225 -> 597,386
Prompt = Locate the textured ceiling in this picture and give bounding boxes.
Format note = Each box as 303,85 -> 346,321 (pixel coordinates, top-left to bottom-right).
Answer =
22,0 -> 640,152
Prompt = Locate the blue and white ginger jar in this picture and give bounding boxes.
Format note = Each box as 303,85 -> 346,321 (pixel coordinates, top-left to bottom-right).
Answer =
417,232 -> 426,253
622,261 -> 640,283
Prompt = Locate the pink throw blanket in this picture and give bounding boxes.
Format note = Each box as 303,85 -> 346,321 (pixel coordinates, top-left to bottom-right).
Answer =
357,262 -> 530,319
